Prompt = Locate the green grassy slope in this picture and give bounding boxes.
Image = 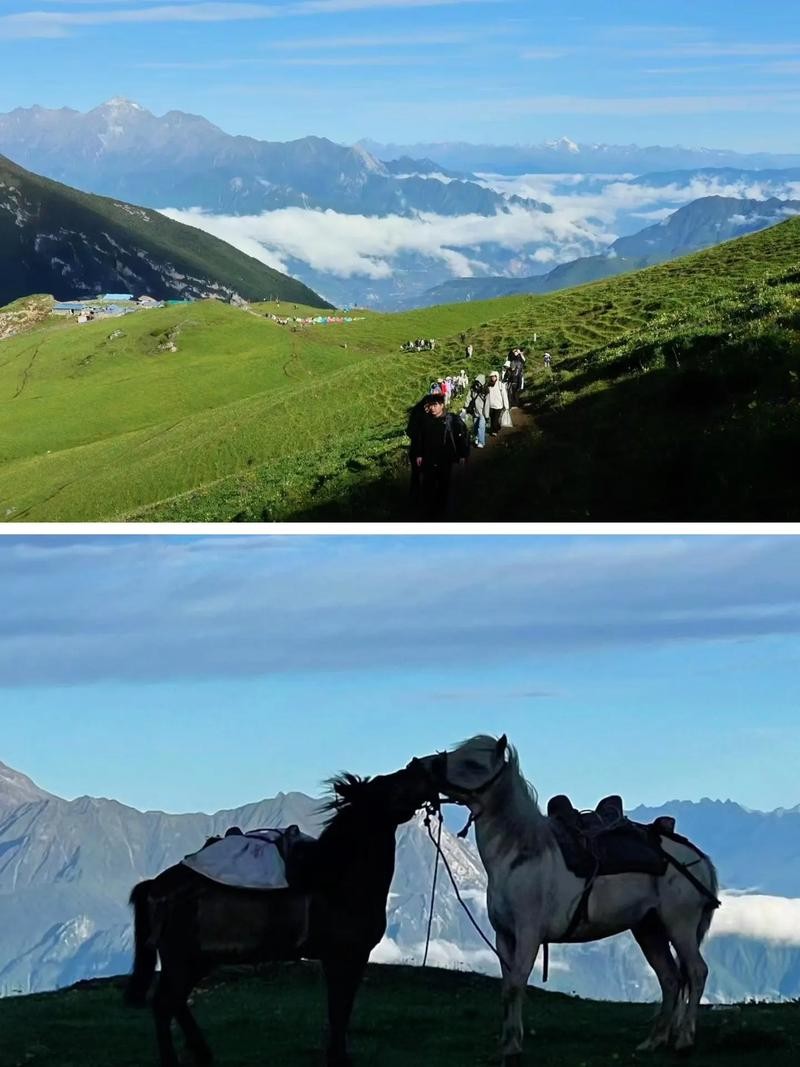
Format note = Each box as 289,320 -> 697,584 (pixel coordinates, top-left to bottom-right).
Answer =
0,154 -> 329,308
0,964 -> 796,1067
1,218 -> 798,522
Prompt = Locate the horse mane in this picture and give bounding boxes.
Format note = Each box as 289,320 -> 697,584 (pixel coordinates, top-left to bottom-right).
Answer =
453,734 -> 552,856
318,772 -> 372,826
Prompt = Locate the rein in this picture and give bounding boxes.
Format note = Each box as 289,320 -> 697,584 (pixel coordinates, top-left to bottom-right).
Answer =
421,801 -> 512,974
422,806 -> 442,968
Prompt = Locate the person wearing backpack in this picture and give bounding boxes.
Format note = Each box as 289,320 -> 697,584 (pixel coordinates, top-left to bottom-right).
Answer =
466,374 -> 488,448
406,393 -> 470,519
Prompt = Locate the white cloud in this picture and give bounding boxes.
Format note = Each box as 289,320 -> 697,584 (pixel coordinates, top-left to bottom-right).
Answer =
160,166 -> 800,289
370,936 -> 501,974
643,42 -> 800,58
161,203 -> 610,280
454,92 -> 800,118
0,0 -> 502,37
267,29 -> 481,48
712,893 -> 800,946
477,172 -> 800,229
520,47 -> 570,60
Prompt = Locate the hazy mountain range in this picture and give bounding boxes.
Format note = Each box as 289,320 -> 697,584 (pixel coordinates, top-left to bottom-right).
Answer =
361,138 -> 800,176
0,100 -> 546,220
2,760 -> 800,1004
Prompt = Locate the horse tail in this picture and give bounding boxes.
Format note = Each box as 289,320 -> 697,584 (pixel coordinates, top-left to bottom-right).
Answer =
125,879 -> 157,1007
675,854 -> 719,1000
696,854 -> 720,948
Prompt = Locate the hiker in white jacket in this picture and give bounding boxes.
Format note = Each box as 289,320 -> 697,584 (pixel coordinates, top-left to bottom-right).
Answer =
485,370 -> 510,436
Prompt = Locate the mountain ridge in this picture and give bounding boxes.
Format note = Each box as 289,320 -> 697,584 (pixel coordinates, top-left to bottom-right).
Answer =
0,101 -> 548,220
0,152 -> 329,307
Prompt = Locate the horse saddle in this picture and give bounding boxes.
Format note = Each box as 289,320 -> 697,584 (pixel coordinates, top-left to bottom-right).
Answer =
547,794 -> 670,879
183,825 -> 318,892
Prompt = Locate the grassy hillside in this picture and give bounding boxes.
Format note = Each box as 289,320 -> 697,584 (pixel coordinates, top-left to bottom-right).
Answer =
0,154 -> 328,308
0,963 -> 796,1067
0,217 -> 798,522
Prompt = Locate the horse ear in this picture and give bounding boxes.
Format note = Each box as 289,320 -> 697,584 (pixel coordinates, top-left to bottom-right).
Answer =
496,734 -> 508,759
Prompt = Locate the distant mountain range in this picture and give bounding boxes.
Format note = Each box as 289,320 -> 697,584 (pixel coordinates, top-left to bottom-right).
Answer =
0,100 -> 546,220
410,195 -> 800,307
361,138 -> 800,176
0,154 -> 327,307
2,760 -> 800,1004
6,101 -> 800,310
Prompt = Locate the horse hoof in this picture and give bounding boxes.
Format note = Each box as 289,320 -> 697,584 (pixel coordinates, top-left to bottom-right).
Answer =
636,1039 -> 661,1053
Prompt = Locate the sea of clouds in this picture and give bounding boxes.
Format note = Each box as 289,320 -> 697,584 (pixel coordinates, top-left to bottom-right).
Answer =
161,170 -> 800,301
369,890 -> 800,998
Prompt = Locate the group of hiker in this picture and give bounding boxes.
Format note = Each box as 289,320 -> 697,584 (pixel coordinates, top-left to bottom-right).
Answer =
403,335 -> 558,518
406,367 -> 516,520
462,369 -> 512,446
401,338 -> 436,352
429,371 -> 469,406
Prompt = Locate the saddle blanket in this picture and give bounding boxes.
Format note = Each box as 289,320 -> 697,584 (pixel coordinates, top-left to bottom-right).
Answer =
182,827 -> 315,890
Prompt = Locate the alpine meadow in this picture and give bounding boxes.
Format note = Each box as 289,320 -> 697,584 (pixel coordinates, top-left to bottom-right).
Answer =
1,216 -> 799,522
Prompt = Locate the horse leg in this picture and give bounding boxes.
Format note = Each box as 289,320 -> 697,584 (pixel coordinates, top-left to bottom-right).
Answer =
631,912 -> 680,1051
666,919 -> 709,1052
153,971 -> 180,1067
322,952 -> 369,1067
171,966 -> 213,1066
497,925 -> 538,1067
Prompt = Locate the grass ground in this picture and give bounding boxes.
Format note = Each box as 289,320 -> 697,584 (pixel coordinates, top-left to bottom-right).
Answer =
1,217 -> 798,521
0,963 -> 797,1067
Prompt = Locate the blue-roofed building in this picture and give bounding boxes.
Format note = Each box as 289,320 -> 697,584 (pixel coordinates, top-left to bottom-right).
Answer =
52,301 -> 85,315
102,293 -> 134,302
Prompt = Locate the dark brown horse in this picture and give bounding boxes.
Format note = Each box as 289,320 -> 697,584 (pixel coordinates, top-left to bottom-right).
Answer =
126,764 -> 433,1067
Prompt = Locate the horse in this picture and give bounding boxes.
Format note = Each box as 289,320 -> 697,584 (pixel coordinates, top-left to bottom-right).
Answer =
412,735 -> 719,1065
125,763 -> 432,1067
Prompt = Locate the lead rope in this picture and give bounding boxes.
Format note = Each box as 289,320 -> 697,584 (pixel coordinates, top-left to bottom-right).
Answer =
422,805 -> 443,967
422,804 -> 513,973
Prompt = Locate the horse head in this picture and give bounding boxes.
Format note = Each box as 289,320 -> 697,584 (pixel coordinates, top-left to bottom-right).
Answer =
324,761 -> 434,826
409,734 -> 510,806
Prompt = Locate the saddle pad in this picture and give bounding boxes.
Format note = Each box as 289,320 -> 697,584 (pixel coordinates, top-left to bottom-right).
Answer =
550,819 -> 669,880
182,829 -> 308,890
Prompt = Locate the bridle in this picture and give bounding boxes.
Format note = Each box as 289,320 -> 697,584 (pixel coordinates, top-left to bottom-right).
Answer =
430,749 -> 509,801
412,750 -> 510,838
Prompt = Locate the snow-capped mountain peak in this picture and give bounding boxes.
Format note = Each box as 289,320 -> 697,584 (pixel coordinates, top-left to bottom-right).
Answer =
545,136 -> 580,153
100,98 -> 145,113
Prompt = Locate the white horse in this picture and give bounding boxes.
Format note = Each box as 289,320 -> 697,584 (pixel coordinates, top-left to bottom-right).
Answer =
414,735 -> 719,1066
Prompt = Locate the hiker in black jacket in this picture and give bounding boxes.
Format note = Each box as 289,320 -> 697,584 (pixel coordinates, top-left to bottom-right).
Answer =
406,393 -> 470,519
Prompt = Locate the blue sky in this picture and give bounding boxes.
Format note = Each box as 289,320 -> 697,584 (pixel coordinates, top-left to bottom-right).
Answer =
2,534 -> 800,815
0,1 -> 799,148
